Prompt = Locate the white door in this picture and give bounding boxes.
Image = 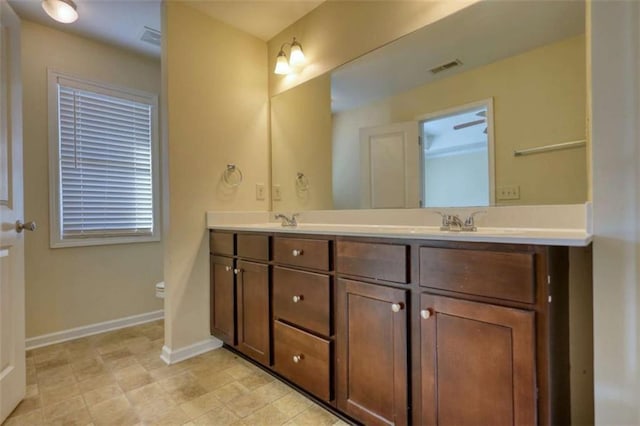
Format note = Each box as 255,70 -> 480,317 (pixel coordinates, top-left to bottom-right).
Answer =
360,122 -> 419,209
0,1 -> 26,422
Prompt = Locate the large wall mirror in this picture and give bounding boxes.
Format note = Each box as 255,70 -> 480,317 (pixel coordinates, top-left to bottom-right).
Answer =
271,0 -> 586,211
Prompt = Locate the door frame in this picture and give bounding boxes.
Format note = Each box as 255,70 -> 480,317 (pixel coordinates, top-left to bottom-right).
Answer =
416,98 -> 496,206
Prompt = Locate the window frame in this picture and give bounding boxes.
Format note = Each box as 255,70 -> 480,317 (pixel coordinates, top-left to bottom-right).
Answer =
47,70 -> 161,248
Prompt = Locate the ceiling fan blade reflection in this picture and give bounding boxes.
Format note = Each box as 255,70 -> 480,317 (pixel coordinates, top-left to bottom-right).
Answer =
453,119 -> 486,130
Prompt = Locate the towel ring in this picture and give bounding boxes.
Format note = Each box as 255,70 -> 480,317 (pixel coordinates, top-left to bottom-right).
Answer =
223,164 -> 243,187
295,172 -> 309,191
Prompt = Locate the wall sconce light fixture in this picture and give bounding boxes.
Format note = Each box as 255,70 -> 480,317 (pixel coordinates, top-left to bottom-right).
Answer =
42,0 -> 79,24
274,37 -> 305,75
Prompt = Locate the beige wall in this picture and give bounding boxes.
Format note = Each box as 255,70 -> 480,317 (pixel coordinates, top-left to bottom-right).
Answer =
332,35 -> 586,208
590,1 -> 640,424
163,2 -> 269,350
21,21 -> 163,338
268,0 -> 478,96
271,74 -> 332,211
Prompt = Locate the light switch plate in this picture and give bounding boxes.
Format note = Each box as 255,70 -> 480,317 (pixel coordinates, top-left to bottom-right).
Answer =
272,184 -> 282,201
256,183 -> 266,201
497,185 -> 520,200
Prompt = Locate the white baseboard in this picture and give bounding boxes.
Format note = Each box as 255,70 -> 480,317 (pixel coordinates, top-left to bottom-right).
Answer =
160,337 -> 223,365
25,310 -> 164,350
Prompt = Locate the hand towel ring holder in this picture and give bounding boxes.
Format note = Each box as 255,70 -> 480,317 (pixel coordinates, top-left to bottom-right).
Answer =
296,172 -> 309,191
223,164 -> 243,187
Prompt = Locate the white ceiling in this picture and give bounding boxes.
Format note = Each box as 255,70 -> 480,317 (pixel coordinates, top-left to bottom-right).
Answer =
7,0 -> 324,58
331,0 -> 585,112
8,0 -> 163,58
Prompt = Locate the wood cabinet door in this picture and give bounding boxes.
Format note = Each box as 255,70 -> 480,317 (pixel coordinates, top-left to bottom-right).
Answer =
210,255 -> 236,345
420,294 -> 536,426
337,279 -> 408,426
236,260 -> 271,366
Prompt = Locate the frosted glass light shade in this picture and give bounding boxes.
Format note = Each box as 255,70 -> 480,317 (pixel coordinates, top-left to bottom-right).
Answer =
42,0 -> 78,23
274,52 -> 291,75
289,41 -> 305,67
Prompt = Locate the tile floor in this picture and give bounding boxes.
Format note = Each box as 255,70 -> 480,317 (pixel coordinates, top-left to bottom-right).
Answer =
4,321 -> 347,426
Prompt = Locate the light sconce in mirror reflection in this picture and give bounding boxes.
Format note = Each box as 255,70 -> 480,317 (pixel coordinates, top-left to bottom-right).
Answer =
274,37 -> 306,75
42,0 -> 79,23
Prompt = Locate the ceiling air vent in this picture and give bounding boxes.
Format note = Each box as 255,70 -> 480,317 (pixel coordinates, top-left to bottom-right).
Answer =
429,59 -> 463,74
140,26 -> 161,47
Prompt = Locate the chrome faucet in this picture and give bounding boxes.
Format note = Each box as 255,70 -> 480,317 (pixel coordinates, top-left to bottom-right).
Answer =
448,214 -> 465,231
434,212 -> 462,231
274,213 -> 299,227
462,211 -> 486,232
434,210 -> 486,232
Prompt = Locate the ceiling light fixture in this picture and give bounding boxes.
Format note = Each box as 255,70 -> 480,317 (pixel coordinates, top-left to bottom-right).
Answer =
274,37 -> 305,75
42,0 -> 79,24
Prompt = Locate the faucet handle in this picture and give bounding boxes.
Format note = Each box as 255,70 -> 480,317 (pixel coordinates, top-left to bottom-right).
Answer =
433,211 -> 450,230
463,210 -> 487,230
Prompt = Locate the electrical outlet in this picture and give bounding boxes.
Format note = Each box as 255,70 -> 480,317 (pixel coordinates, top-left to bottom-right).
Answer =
255,183 -> 265,201
497,185 -> 520,200
272,184 -> 282,201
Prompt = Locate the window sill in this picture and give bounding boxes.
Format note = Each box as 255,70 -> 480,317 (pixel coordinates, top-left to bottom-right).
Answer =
50,234 -> 161,249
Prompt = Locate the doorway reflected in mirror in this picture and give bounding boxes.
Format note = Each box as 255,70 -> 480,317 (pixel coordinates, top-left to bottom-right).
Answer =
420,99 -> 494,208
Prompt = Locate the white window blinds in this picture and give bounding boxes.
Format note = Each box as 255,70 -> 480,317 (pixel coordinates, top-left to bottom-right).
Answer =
57,80 -> 155,239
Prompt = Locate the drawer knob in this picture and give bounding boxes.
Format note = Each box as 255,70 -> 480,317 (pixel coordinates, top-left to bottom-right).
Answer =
292,249 -> 303,257
292,354 -> 303,363
391,303 -> 404,313
225,266 -> 231,272
292,295 -> 303,303
420,309 -> 432,320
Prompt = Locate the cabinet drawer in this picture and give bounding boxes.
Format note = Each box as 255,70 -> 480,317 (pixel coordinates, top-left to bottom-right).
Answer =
419,247 -> 535,304
337,240 -> 409,283
237,234 -> 269,261
273,237 -> 330,271
210,231 -> 234,256
274,267 -> 331,336
274,321 -> 332,401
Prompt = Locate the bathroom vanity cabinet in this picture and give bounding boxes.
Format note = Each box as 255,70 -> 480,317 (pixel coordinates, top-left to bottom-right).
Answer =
209,232 -> 271,366
209,229 -> 573,426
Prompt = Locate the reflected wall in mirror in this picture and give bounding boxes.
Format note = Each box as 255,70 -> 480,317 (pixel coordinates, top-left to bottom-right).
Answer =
271,0 -> 587,211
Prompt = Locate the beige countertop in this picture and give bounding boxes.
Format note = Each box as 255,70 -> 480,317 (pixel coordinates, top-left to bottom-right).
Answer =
206,204 -> 593,246
207,222 -> 592,247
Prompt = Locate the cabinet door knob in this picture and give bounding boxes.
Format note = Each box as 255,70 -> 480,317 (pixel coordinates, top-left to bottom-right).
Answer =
420,309 -> 432,319
292,249 -> 303,257
225,266 -> 231,272
391,303 -> 404,313
233,268 -> 240,275
292,295 -> 303,303
292,354 -> 303,363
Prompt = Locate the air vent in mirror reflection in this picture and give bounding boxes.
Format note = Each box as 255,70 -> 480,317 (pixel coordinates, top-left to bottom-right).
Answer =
429,59 -> 463,74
